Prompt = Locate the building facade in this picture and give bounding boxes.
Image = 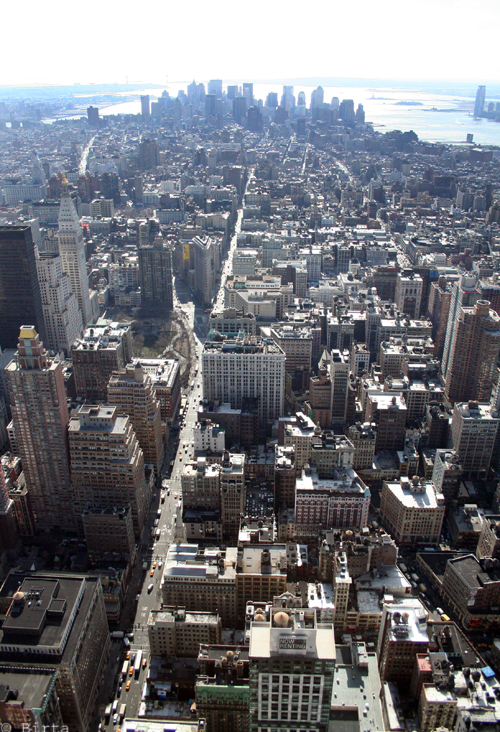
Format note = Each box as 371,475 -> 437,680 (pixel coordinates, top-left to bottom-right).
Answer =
69,405 -> 148,536
0,225 -> 46,349
5,327 -> 73,532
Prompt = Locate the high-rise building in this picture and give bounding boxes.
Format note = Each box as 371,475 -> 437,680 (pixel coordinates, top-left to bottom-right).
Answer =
82,505 -> 135,564
294,466 -> 370,537
445,300 -> 500,404
140,94 -> 150,121
196,645 -> 250,732
380,476 -> 445,546
5,327 -> 73,532
441,274 -> 480,379
330,349 -> 350,426
219,452 -> 245,543
308,365 -> 332,428
205,94 -> 218,119
107,362 -> 164,475
138,237 -> 173,310
310,86 -> 324,109
0,570 -> 110,732
208,79 -> 223,98
395,270 -> 423,319
192,235 -> 217,306
377,600 -> 428,688
138,138 -> 159,170
87,106 -> 99,126
248,606 -> 335,732
148,607 -> 221,658
270,326 -> 312,375
0,225 -> 46,348
451,401 -> 499,480
161,544 -> 238,626
69,404 -> 148,536
242,83 -> 253,105
71,320 -> 133,402
133,357 -> 181,425
57,178 -> 93,327
36,251 -> 83,354
203,335 -> 285,427
348,422 -> 377,470
474,85 -> 486,117
233,96 -> 248,125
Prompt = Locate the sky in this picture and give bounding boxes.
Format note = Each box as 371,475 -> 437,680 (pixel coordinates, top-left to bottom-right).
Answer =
1,0 -> 499,87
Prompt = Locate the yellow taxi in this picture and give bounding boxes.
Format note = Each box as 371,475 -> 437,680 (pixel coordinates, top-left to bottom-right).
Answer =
129,666 -> 133,677
152,562 -> 156,569
126,681 -> 131,691
125,651 -> 130,660
150,569 -> 154,577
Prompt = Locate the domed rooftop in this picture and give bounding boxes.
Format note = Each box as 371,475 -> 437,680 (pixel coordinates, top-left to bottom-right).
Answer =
274,611 -> 289,628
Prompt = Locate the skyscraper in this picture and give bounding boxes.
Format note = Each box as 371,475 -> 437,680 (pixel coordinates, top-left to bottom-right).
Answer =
5,327 -> 74,532
474,85 -> 486,117
202,335 -> 286,427
192,235 -> 217,306
441,274 -> 480,378
107,362 -> 164,475
36,251 -> 83,354
445,300 -> 500,404
138,138 -> 160,171
57,178 -> 92,327
330,349 -> 349,426
141,94 -> 150,121
138,237 -> 173,310
69,404 -> 148,536
71,320 -> 133,402
0,225 -> 46,349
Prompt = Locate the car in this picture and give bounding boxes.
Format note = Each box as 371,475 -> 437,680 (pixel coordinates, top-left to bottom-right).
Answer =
174,493 -> 178,499
158,561 -> 163,569
147,583 -> 154,593
142,658 -> 147,668
113,715 -> 118,725
126,681 -> 131,691
150,569 -> 154,576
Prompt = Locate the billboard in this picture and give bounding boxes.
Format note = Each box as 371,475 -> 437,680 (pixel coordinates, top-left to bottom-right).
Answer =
183,243 -> 190,261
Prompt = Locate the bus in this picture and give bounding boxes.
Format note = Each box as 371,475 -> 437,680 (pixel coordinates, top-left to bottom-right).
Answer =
119,704 -> 126,722
104,704 -> 112,722
134,650 -> 142,677
121,660 -> 129,679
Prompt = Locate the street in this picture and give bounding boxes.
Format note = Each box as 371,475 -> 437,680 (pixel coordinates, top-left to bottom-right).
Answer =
100,171 -> 254,729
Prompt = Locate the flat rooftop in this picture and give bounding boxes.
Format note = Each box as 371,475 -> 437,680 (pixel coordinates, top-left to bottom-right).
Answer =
0,666 -> 57,711
331,644 -> 385,732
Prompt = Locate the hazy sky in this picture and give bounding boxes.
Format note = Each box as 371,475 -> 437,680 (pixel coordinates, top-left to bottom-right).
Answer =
1,0 -> 499,86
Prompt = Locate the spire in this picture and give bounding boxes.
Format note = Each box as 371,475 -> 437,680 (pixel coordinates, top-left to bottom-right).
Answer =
58,178 -> 81,232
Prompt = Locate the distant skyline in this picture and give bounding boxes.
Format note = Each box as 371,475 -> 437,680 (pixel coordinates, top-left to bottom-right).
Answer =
2,0 -> 500,87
